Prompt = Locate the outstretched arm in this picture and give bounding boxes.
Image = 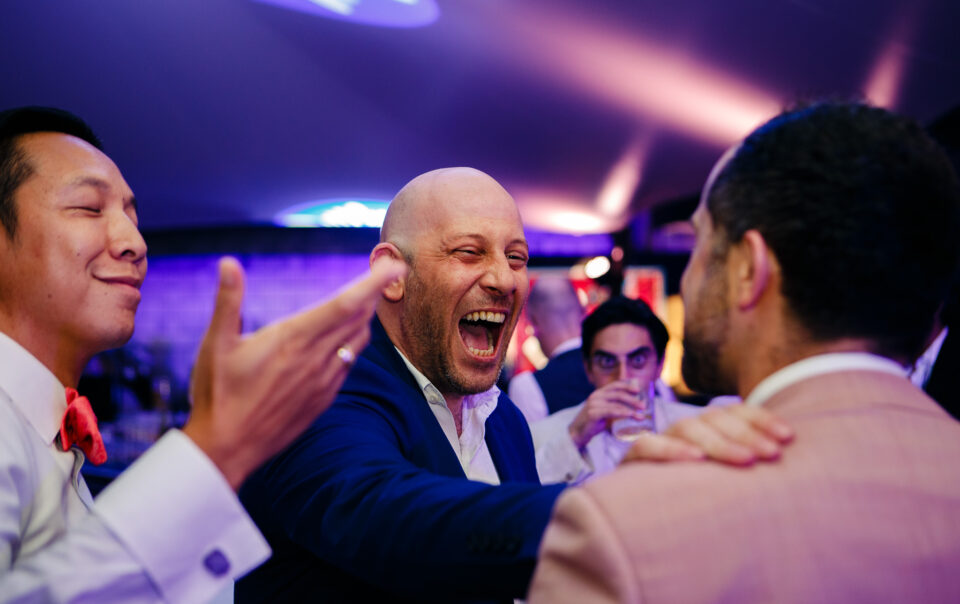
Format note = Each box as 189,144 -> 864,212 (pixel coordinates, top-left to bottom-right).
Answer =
184,255 -> 406,489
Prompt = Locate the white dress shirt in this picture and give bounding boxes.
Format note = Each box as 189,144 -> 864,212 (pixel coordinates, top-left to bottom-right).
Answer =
530,397 -> 704,485
397,350 -> 502,485
0,331 -> 270,603
508,337 -> 582,424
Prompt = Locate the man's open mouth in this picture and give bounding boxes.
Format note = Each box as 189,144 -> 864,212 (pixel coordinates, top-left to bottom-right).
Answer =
458,311 -> 506,358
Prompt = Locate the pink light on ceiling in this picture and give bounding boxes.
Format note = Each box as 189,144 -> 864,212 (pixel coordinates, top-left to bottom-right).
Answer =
504,5 -> 781,146
595,131 -> 654,218
515,188 -> 621,234
863,41 -> 907,109
862,6 -> 920,109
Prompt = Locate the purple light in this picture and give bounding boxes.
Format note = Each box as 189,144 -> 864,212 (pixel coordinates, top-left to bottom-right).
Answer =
253,0 -> 439,28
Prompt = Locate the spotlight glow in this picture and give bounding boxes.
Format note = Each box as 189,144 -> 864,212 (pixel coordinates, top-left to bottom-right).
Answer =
584,256 -> 612,279
502,4 -> 781,145
275,199 -> 390,228
254,0 -> 438,28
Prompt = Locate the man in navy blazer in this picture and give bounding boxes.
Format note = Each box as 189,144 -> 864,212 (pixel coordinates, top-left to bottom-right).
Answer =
238,168 -> 564,603
237,167 -> 793,603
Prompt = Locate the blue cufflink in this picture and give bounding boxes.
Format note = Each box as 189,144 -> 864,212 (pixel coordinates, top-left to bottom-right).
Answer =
203,549 -> 231,577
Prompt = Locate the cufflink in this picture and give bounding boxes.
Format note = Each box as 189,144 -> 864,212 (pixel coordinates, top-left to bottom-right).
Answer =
203,549 -> 231,577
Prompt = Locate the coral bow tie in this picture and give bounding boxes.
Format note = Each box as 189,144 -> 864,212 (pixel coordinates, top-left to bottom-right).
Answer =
60,387 -> 107,466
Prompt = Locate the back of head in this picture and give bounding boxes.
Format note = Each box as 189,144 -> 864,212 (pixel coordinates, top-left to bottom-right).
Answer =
581,296 -> 669,362
707,101 -> 960,361
0,106 -> 102,239
527,277 -> 582,327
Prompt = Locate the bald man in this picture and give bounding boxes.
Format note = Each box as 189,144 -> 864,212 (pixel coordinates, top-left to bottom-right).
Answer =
508,277 -> 595,422
237,168 -> 564,603
237,168 -> 792,603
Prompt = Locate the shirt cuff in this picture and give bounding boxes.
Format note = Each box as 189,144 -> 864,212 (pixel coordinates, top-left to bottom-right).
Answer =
93,429 -> 271,604
536,430 -> 594,485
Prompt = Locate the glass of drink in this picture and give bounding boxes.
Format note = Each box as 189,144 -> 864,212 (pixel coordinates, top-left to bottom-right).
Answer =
610,381 -> 655,442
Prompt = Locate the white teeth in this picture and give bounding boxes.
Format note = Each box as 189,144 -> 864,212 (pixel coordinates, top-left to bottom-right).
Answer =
464,311 -> 505,324
468,346 -> 496,357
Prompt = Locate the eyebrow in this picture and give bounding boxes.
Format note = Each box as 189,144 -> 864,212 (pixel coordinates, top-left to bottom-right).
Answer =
66,176 -> 138,211
446,233 -> 529,251
593,346 -> 653,358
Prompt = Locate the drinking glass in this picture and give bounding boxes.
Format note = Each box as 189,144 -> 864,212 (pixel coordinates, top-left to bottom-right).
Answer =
610,383 -> 655,442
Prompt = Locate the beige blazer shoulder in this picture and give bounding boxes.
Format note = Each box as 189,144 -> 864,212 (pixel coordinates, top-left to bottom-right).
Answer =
528,370 -> 960,604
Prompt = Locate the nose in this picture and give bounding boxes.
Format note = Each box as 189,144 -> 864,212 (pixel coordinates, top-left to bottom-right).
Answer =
480,254 -> 518,297
108,209 -> 148,265
614,362 -> 630,382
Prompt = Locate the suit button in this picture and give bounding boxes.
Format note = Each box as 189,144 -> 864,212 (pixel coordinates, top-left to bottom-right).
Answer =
203,549 -> 230,577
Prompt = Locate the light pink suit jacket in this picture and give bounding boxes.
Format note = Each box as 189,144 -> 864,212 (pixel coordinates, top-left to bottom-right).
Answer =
528,369 -> 960,603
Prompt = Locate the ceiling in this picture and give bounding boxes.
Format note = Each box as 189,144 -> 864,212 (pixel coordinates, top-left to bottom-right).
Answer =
3,0 -> 960,240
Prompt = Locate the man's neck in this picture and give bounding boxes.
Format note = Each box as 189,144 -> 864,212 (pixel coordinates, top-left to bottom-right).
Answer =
737,336 -> 881,399
0,321 -> 85,387
442,392 -> 465,436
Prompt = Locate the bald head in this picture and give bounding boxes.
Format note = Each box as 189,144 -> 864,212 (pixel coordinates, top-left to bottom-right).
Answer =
380,167 -> 519,257
526,277 -> 584,357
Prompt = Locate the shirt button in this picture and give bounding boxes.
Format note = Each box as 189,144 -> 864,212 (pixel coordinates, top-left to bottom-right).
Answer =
203,549 -> 231,577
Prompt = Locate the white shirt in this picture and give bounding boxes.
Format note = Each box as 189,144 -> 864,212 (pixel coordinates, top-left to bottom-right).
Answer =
745,352 -> 908,407
508,337 -> 582,423
0,331 -> 270,603
396,350 -> 501,485
530,397 -> 704,485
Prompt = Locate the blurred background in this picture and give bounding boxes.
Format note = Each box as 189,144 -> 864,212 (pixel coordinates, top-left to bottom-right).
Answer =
3,0 -> 960,480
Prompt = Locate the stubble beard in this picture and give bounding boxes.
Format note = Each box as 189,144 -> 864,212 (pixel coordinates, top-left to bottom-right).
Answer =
400,273 -> 503,397
680,268 -> 737,396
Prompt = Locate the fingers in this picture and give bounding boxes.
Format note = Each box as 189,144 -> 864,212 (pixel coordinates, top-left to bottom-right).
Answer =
286,257 -> 407,340
725,404 -> 794,443
204,257 -> 246,350
338,256 -> 407,311
621,433 -> 706,463
663,404 -> 793,466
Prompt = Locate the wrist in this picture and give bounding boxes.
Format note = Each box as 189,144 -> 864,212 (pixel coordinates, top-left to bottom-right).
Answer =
182,419 -> 249,491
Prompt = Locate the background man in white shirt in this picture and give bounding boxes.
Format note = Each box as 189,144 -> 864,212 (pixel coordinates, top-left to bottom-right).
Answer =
529,101 -> 960,603
0,106 -> 404,603
532,296 -> 701,484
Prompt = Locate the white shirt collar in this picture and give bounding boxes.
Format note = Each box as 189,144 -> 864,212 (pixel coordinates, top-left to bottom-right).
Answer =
551,337 -> 582,358
394,347 -> 501,411
0,330 -> 66,444
745,352 -> 907,407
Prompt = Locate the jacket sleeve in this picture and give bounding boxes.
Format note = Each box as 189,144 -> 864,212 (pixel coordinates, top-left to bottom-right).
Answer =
527,486 -> 640,604
241,388 -> 564,601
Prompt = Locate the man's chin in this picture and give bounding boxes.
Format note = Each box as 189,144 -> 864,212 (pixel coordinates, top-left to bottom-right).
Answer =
446,361 -> 503,396
680,357 -> 733,397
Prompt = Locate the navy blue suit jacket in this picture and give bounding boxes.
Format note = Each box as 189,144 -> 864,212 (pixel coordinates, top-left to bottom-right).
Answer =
533,347 -> 595,415
237,318 -> 565,603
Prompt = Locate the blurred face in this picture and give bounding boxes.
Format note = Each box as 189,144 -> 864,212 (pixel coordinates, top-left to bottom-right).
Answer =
585,323 -> 663,395
0,132 -> 147,371
399,175 -> 529,397
679,156 -> 736,395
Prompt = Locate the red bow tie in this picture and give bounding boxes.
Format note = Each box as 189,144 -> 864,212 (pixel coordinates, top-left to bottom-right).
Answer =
60,387 -> 107,466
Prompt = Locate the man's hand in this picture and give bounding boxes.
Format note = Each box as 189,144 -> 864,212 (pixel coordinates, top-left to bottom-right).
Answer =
621,403 -> 794,466
568,379 -> 646,450
182,256 -> 407,490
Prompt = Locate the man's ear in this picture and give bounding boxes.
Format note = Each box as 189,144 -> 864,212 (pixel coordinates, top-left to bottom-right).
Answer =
732,229 -> 774,310
370,243 -> 406,302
